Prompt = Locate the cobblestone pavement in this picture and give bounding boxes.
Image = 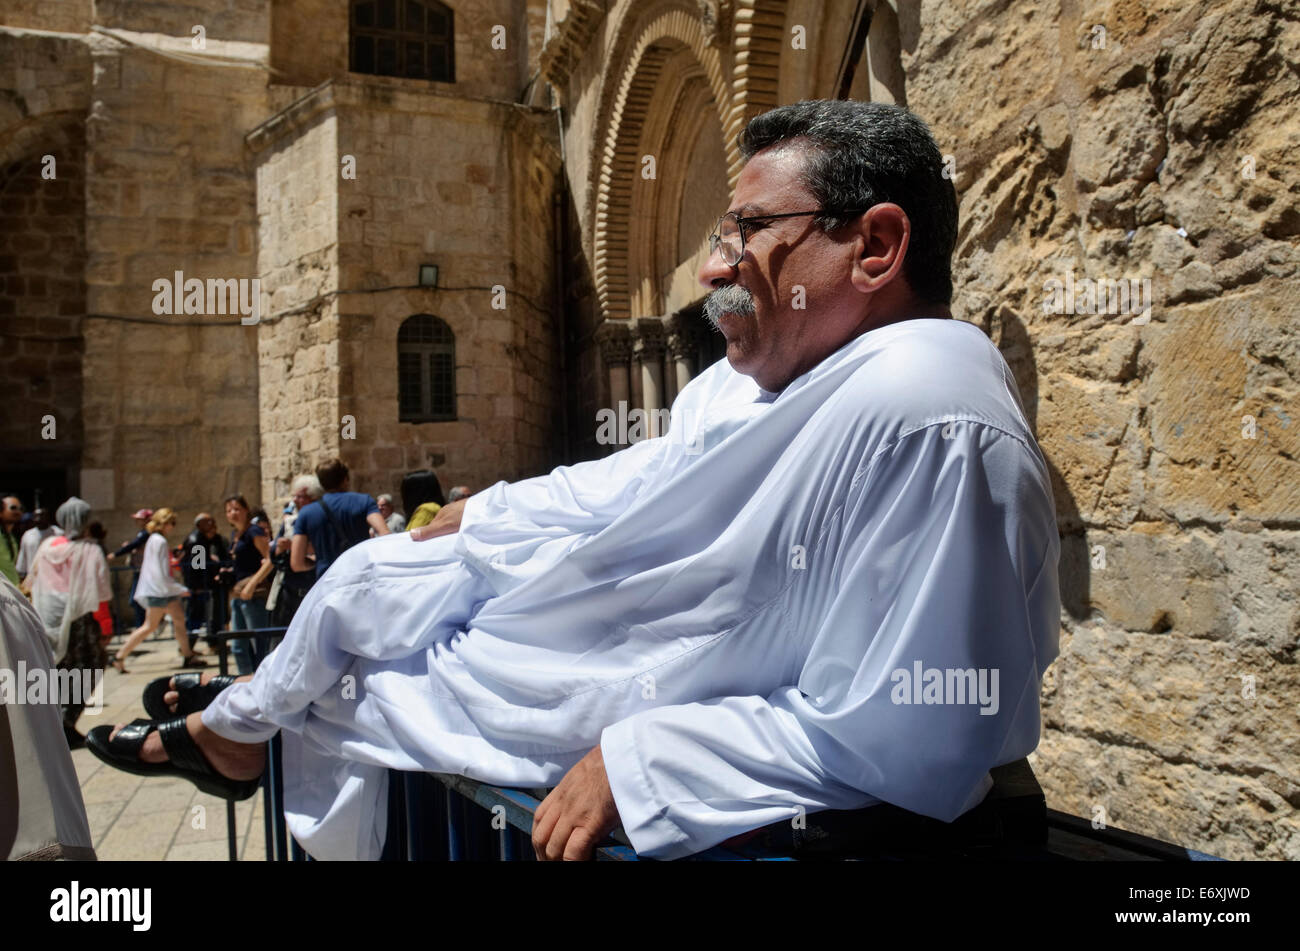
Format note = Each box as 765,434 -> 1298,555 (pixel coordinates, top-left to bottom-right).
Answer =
71,629 -> 267,861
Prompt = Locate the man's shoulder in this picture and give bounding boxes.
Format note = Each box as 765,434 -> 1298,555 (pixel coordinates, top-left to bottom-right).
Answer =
336,491 -> 377,511
839,318 -> 1031,441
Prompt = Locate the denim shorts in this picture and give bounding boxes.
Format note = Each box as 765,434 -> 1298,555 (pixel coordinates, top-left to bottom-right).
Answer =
144,596 -> 177,608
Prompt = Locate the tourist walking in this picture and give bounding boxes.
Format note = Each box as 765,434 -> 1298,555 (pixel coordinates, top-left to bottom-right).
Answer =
112,508 -> 205,672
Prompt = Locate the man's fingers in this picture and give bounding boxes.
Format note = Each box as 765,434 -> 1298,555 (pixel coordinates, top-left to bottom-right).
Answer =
542,815 -> 576,862
563,826 -> 599,862
531,797 -> 558,859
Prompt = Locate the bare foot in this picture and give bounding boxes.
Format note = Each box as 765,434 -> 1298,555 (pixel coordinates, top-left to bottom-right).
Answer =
162,672 -> 253,712
108,712 -> 265,780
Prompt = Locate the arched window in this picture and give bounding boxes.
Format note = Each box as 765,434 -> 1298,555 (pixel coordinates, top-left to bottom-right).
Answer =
350,0 -> 454,83
398,314 -> 456,422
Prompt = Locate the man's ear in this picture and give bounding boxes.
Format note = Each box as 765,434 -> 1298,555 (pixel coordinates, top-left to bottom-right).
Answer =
849,203 -> 910,295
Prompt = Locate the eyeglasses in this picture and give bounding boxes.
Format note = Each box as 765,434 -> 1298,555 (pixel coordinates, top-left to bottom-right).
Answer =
707,208 -> 863,266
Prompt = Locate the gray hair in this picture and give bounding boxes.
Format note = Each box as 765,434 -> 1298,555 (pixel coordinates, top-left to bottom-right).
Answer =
290,474 -> 323,499
377,493 -> 393,505
739,100 -> 958,305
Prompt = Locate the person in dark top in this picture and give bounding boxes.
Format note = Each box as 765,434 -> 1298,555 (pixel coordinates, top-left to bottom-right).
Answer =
268,475 -> 321,625
0,494 -> 22,587
225,495 -> 273,675
400,469 -> 447,531
109,508 -> 153,628
181,513 -> 232,645
291,458 -> 389,579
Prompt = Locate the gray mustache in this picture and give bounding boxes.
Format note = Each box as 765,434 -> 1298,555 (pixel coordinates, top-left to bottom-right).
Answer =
704,285 -> 756,328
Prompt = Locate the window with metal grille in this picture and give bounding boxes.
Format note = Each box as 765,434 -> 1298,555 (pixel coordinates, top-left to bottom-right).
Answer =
350,0 -> 454,83
398,314 -> 456,422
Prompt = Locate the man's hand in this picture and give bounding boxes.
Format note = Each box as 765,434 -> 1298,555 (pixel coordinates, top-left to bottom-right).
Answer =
410,498 -> 467,541
532,745 -> 621,861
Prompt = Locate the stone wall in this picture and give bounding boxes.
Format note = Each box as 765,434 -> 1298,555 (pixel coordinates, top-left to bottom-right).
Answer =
332,83 -> 562,498
270,0 -> 537,102
0,25 -> 90,509
0,125 -> 86,483
248,92 -> 342,508
889,0 -> 1300,860
79,6 -> 270,541
0,0 -> 91,34
250,79 -> 562,506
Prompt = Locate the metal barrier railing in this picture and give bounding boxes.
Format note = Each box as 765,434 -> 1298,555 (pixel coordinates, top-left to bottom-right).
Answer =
196,626 -> 1223,863
205,625 -> 288,862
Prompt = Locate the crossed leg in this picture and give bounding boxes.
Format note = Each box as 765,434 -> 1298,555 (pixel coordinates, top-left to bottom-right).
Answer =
104,531 -> 481,780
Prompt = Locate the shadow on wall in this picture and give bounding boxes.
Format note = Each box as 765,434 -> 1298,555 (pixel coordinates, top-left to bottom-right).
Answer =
991,311 -> 1091,621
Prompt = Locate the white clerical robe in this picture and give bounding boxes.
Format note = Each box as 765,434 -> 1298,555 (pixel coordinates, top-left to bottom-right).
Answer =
203,317 -> 1060,860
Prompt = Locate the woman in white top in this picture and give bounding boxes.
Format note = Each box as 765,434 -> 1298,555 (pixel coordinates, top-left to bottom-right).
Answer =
112,507 -> 206,672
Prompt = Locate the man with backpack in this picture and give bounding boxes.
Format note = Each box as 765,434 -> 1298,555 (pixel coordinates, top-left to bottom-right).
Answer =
290,458 -> 389,579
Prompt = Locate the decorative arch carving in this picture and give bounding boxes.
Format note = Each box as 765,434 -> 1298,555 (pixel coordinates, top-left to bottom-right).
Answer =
588,0 -> 790,323
590,4 -> 731,322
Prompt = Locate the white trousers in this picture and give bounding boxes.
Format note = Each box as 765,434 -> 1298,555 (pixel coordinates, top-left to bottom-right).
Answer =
201,531 -> 589,858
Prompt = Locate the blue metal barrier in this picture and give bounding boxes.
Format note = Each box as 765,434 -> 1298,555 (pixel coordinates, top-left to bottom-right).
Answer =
206,625 -> 287,862
206,625 -> 1223,863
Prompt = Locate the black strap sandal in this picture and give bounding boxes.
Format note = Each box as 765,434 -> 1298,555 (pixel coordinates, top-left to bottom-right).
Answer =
142,673 -> 238,721
85,717 -> 262,801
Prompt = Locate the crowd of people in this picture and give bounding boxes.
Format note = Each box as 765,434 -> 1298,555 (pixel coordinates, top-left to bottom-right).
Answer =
0,460 -> 471,745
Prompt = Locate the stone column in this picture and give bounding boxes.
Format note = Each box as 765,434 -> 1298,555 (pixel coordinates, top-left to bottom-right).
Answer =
635,318 -> 667,437
595,319 -> 633,418
665,312 -> 697,405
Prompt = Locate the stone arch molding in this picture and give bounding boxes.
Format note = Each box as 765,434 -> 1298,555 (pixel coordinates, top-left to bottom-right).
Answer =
591,5 -> 731,324
589,0 -> 789,323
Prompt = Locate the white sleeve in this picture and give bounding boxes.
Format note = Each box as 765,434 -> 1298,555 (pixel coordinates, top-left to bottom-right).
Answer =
459,434 -> 675,543
600,422 -> 1061,859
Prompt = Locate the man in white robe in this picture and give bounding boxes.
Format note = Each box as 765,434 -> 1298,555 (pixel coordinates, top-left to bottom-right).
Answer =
95,100 -> 1060,861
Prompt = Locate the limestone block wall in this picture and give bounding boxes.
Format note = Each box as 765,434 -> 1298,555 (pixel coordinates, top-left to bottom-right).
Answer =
895,0 -> 1300,858
330,82 -> 562,499
0,25 -> 92,488
270,0 -> 538,102
79,6 -> 270,541
0,0 -> 91,34
248,97 -> 342,508
0,127 -> 86,476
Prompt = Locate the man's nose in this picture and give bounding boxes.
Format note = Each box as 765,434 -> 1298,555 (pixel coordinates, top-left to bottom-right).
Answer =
697,246 -> 736,289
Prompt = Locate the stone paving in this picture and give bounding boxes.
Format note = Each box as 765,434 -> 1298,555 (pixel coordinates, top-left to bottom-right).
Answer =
71,626 -> 266,861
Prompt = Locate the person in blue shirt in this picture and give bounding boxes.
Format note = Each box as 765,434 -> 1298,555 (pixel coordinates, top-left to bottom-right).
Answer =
291,458 -> 389,579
